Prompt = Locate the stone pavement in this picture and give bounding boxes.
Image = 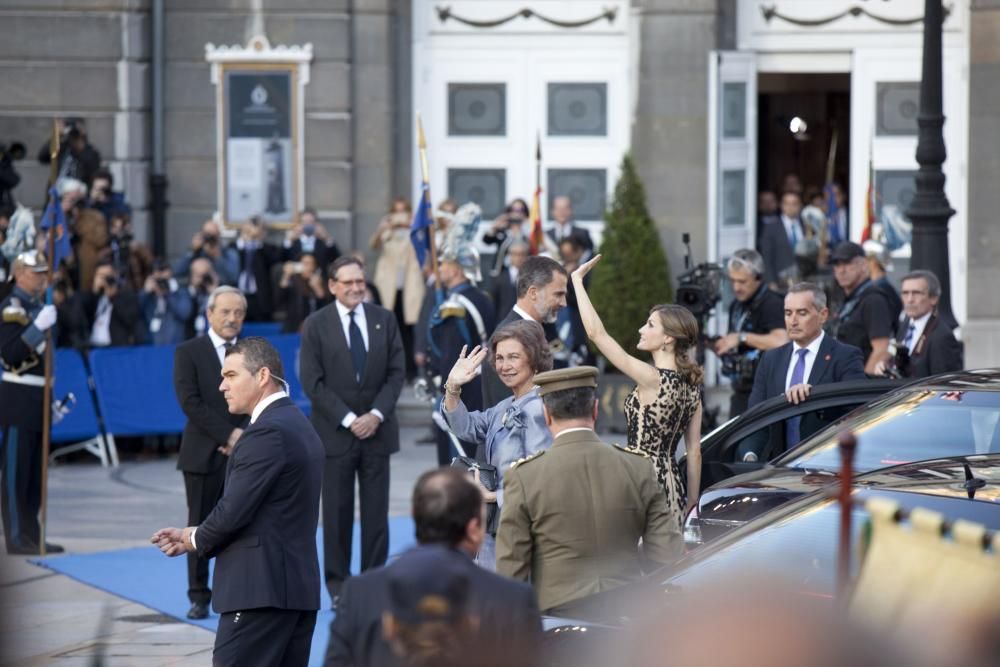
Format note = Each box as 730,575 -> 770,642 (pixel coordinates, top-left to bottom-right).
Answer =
0,385 -> 728,666
0,425 -> 441,667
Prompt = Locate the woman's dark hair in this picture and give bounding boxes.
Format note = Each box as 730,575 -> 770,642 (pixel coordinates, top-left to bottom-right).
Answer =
649,304 -> 704,386
488,320 -> 553,375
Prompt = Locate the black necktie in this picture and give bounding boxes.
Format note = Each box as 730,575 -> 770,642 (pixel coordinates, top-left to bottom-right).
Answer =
348,310 -> 367,382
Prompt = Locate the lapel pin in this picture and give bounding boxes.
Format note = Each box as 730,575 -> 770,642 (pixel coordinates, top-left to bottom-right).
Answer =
375,324 -> 381,330
824,354 -> 831,361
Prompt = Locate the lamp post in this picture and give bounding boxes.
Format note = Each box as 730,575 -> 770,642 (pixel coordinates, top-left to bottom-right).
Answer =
906,0 -> 957,329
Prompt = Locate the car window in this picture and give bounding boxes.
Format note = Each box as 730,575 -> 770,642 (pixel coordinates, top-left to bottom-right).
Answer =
781,390 -> 1000,472
666,499 -> 862,595
728,401 -> 865,462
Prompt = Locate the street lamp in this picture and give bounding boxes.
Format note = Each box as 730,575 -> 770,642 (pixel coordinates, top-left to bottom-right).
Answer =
906,0 -> 957,329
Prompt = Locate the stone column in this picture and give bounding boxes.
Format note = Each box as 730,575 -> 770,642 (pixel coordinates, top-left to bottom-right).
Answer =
962,0 -> 1000,367
631,0 -> 719,284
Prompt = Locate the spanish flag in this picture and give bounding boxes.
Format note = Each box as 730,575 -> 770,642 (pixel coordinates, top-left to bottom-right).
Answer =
861,155 -> 877,242
529,134 -> 544,255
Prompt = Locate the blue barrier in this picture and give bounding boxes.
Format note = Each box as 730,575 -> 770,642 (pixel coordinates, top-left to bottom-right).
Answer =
52,348 -> 101,444
241,322 -> 283,338
266,334 -> 311,416
89,344 -> 187,435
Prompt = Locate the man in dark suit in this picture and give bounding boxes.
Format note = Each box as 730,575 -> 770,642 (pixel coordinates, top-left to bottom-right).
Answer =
324,467 -> 543,667
172,285 -> 247,620
745,282 -> 866,459
232,217 -> 280,322
154,337 -> 325,666
757,191 -> 804,289
481,256 -> 567,407
489,239 -> 528,318
546,196 -> 593,259
284,208 -> 341,273
300,256 -> 406,601
74,259 -> 142,347
875,270 -> 963,379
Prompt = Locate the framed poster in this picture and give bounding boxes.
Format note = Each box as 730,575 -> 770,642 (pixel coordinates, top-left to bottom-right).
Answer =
206,36 -> 312,229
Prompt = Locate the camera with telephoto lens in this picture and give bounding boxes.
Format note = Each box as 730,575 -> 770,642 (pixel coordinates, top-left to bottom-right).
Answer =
674,233 -> 723,326
718,347 -> 760,386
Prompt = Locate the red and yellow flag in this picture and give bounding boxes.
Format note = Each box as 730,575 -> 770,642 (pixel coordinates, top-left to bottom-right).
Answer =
861,156 -> 877,242
529,185 -> 544,255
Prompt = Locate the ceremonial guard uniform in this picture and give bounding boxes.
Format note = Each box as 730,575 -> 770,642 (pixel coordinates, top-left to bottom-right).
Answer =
426,204 -> 496,465
0,251 -> 62,554
496,367 -> 681,614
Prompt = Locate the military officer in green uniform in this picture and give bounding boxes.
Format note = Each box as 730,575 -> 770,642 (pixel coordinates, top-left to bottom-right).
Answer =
496,366 -> 681,614
1,250 -> 63,554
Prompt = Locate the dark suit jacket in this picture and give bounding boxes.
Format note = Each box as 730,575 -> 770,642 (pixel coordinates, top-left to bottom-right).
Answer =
75,289 -> 143,347
285,237 -> 341,273
324,545 -> 543,667
195,397 -> 324,613
899,315 -> 963,379
749,334 -> 866,409
174,335 -> 247,474
490,267 -> 518,318
300,301 -> 406,456
756,216 -> 802,286
233,241 -> 280,315
546,223 -> 593,254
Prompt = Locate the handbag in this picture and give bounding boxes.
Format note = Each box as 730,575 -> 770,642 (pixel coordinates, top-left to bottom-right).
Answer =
451,456 -> 500,535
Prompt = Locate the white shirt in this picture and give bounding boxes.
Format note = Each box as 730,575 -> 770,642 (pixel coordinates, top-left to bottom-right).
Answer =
334,300 -> 383,428
905,312 -> 932,353
785,331 -> 825,390
207,328 -> 236,367
508,266 -> 519,287
251,390 -> 287,424
512,304 -> 535,322
89,295 -> 113,347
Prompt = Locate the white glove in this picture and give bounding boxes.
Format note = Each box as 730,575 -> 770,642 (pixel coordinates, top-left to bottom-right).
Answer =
32,304 -> 57,332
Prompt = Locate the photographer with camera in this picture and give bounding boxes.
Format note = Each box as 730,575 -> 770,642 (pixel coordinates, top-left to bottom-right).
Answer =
173,221 -> 239,286
141,259 -> 192,346
184,258 -> 219,339
278,253 -> 329,333
711,249 -> 788,417
37,118 -> 102,189
75,259 -> 142,348
483,198 -> 530,278
87,168 -> 131,224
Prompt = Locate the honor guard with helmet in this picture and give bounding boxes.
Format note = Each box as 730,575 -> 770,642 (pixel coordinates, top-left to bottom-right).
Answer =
426,203 -> 496,466
1,250 -> 63,554
496,366 -> 681,615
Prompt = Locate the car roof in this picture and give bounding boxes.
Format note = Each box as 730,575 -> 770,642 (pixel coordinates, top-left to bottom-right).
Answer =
905,368 -> 1000,391
854,453 -> 1000,495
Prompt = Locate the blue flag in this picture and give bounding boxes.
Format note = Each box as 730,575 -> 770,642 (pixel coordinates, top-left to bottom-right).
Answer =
824,183 -> 842,245
410,183 -> 434,267
39,186 -> 71,268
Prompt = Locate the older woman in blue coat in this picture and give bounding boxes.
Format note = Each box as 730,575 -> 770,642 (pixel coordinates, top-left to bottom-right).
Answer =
441,319 -> 554,570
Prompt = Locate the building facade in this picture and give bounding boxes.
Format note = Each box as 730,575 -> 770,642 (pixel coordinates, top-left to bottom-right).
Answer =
1,0 -> 997,365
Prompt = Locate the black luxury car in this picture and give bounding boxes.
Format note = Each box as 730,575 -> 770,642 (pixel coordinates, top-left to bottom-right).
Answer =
541,454 -> 1000,664
686,370 -> 1000,547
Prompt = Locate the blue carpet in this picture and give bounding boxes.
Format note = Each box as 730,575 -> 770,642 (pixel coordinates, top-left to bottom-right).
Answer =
30,518 -> 415,666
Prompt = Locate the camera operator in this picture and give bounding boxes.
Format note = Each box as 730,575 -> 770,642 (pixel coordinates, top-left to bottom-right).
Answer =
712,249 -> 788,417
483,199 -> 530,278
141,259 -> 192,346
278,253 -> 329,333
37,118 -> 102,188
173,221 -> 239,286
283,207 -> 340,271
184,258 -> 219,339
76,259 -> 142,348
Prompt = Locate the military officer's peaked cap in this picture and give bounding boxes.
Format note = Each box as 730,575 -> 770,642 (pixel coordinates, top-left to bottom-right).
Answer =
13,250 -> 49,273
533,366 -> 599,397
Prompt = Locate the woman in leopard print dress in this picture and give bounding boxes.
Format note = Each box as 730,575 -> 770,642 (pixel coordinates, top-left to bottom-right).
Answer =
571,255 -> 704,525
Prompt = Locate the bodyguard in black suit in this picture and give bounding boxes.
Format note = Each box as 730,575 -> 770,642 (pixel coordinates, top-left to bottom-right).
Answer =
745,283 -> 865,459
876,270 -> 963,379
300,257 -> 406,599
481,256 -> 567,408
232,219 -> 280,322
325,468 -> 543,667
155,337 -> 324,666
172,286 -> 247,619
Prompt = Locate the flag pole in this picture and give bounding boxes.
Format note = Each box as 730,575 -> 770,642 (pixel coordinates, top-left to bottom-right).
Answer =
416,113 -> 440,292
40,119 -> 61,556
819,127 -> 838,267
